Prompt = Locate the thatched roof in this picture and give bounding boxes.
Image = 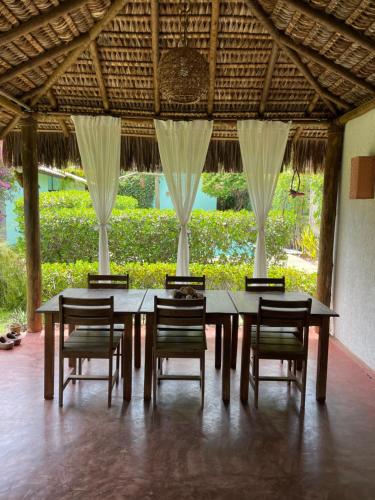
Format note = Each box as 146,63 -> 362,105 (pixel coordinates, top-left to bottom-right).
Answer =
0,0 -> 374,171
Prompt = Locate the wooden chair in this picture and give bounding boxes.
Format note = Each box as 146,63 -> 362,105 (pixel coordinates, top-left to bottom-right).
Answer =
165,274 -> 223,370
59,296 -> 122,408
249,297 -> 312,411
87,273 -> 142,369
231,277 -> 287,369
153,297 -> 207,409
245,276 -> 285,293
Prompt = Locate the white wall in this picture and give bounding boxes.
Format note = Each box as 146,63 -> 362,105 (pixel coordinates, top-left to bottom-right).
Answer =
333,109 -> 375,370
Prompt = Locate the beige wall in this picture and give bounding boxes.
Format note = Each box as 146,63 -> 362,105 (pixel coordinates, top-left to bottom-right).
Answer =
333,109 -> 375,370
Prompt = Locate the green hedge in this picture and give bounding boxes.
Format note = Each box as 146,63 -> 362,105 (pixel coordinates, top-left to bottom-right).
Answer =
41,260 -> 317,300
24,190 -> 138,211
17,207 -> 292,265
0,244 -> 26,310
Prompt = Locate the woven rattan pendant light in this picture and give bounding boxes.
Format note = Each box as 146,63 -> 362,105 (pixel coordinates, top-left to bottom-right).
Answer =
158,0 -> 209,104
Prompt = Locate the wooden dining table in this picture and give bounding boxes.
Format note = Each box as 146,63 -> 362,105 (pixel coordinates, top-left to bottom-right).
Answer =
229,290 -> 339,403
139,289 -> 237,402
37,288 -> 147,401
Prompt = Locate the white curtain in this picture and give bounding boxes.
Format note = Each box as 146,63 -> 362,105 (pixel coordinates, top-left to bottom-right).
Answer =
237,120 -> 290,278
72,115 -> 121,274
154,119 -> 213,275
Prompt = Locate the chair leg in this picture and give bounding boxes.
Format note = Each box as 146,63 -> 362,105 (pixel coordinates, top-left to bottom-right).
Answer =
231,315 -> 238,369
254,355 -> 259,409
59,355 -> 64,407
78,358 -> 82,375
134,313 -> 141,369
108,356 -> 113,408
72,358 -> 77,385
215,324 -> 222,369
115,346 -> 120,385
201,353 -> 205,410
300,359 -> 308,412
288,360 -> 292,385
153,353 -> 157,407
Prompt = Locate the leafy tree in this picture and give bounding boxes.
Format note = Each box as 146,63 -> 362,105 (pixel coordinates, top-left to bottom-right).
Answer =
201,173 -> 250,210
118,173 -> 155,208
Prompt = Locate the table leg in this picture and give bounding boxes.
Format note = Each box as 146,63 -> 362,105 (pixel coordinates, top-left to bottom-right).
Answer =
231,314 -> 239,370
215,324 -> 222,369
134,313 -> 141,369
316,317 -> 330,403
123,314 -> 133,401
222,316 -> 231,402
240,315 -> 251,403
44,313 -> 54,400
144,313 -> 153,400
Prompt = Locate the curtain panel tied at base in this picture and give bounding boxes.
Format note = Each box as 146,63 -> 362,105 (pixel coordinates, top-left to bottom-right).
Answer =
154,119 -> 213,276
237,119 -> 291,278
72,115 -> 121,275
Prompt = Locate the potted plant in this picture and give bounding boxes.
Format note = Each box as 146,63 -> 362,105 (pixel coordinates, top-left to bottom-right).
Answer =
9,308 -> 27,334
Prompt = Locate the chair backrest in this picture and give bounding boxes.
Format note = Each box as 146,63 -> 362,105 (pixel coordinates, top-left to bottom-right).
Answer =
245,276 -> 285,293
154,297 -> 206,340
165,274 -> 206,290
88,273 -> 129,289
59,296 -> 114,351
257,297 -> 312,349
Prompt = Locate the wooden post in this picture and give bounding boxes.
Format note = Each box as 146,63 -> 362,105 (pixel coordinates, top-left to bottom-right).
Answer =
20,114 -> 42,332
317,121 -> 344,306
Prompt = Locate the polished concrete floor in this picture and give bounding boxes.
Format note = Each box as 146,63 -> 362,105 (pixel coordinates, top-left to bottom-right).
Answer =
1,327 -> 375,500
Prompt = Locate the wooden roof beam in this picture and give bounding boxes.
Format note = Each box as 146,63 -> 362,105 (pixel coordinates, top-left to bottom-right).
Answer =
246,0 -> 349,113
90,41 -> 110,110
281,0 -> 375,55
207,0 -> 220,115
30,0 -> 128,107
0,115 -> 21,139
150,0 -> 160,115
46,91 -> 70,138
0,34 -> 86,86
0,0 -> 89,49
246,0 -> 375,95
307,93 -> 320,115
259,42 -> 278,116
337,97 -> 375,125
0,94 -> 24,115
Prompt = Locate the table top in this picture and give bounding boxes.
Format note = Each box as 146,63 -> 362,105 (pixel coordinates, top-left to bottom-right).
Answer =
140,289 -> 237,315
37,288 -> 147,314
229,290 -> 338,317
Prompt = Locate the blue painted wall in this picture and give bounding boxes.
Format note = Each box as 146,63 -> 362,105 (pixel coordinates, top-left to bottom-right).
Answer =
5,174 -> 82,245
157,176 -> 216,210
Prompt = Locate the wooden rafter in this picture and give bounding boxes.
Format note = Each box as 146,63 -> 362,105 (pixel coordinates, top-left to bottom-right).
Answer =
90,41 -> 109,110
150,0 -> 160,115
246,0 -> 350,113
0,0 -> 89,49
0,35 -> 84,85
207,0 -> 220,115
0,94 -> 23,115
338,97 -> 375,125
246,0 -> 375,95
0,115 -> 21,140
30,0 -> 128,107
307,93 -> 320,115
46,91 -> 70,138
281,0 -> 375,55
259,42 -> 278,115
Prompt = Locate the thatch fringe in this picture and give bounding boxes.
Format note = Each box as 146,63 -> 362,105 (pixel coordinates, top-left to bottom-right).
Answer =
4,132 -> 326,173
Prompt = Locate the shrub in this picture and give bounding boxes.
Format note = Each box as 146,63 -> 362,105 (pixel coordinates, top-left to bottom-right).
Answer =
19,208 -> 292,265
16,190 -> 138,212
0,244 -> 26,310
118,173 -> 155,208
41,260 -> 317,301
299,226 -> 319,261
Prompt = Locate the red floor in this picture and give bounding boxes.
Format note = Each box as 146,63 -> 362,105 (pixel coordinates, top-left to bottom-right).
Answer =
1,327 -> 375,499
